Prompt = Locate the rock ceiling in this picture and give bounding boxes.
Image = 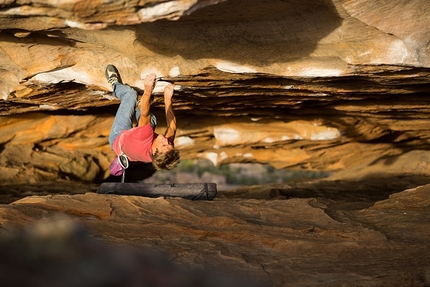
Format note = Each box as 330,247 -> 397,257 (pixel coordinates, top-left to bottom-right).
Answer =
1,1 -> 430,286
1,0 -> 430,184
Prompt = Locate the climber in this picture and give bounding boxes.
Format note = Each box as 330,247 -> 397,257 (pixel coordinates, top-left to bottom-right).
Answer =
106,64 -> 180,171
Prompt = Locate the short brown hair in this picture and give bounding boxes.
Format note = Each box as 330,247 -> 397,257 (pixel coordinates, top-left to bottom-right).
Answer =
151,148 -> 180,170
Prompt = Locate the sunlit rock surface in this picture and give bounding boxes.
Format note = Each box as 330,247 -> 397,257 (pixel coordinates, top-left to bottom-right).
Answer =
1,0 -> 430,183
0,182 -> 429,286
1,1 -> 430,285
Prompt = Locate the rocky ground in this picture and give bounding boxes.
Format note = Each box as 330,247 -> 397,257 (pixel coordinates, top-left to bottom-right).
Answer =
0,173 -> 429,287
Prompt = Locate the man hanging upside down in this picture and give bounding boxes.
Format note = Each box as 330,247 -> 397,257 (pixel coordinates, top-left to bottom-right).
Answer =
106,64 -> 180,171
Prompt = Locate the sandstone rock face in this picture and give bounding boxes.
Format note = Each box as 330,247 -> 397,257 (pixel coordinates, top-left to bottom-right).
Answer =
0,182 -> 429,286
1,2 -> 430,285
1,0 -> 430,183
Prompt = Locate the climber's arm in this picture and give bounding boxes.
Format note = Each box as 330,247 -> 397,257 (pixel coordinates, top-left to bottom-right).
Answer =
163,84 -> 177,139
138,73 -> 156,126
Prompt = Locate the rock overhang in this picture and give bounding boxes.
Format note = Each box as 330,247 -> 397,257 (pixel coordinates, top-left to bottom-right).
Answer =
0,0 -> 430,183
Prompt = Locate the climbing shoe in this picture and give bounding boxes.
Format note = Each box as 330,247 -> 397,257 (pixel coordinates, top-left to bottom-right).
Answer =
105,64 -> 122,86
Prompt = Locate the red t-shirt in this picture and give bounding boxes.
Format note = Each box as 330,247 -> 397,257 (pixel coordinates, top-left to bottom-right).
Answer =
113,124 -> 154,162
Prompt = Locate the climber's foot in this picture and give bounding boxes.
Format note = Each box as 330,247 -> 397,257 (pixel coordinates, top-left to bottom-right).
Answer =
105,65 -> 122,87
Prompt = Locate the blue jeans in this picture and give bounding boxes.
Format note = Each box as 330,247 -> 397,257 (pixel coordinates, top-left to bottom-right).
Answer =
109,83 -> 156,150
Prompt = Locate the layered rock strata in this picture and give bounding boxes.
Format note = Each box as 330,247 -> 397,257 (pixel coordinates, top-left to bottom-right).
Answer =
1,0 -> 430,183
0,182 -> 429,286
